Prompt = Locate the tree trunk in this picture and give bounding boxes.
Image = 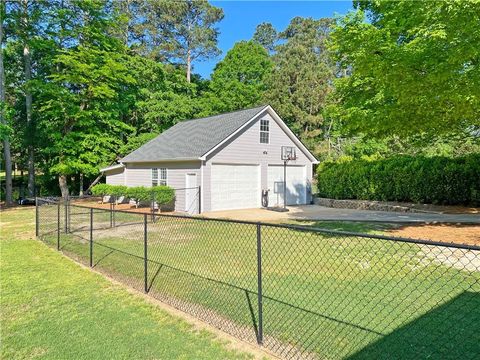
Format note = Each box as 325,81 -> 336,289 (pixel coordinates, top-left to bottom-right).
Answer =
58,175 -> 69,199
85,171 -> 104,194
0,0 -> 13,205
79,173 -> 84,196
22,0 -> 35,196
186,49 -> 191,83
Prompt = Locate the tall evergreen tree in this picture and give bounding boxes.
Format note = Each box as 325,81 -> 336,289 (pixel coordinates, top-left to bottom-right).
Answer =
264,17 -> 335,153
155,0 -> 224,82
0,0 -> 13,205
252,22 -> 277,53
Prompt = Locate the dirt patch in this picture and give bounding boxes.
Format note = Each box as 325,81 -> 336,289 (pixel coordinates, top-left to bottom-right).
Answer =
71,200 -> 178,215
387,224 -> 480,247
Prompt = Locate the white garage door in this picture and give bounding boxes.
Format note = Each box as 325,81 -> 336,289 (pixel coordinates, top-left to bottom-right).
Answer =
268,165 -> 306,206
211,164 -> 260,211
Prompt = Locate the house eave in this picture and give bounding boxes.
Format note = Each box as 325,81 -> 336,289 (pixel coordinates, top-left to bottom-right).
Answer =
99,164 -> 125,173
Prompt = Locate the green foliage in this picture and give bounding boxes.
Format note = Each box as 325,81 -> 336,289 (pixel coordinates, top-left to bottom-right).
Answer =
204,41 -> 273,113
329,1 -> 480,137
131,0 -> 224,82
151,186 -> 175,204
92,184 -> 175,205
264,17 -> 335,153
109,185 -> 128,198
91,184 -> 114,197
316,155 -> 480,205
252,22 -> 277,53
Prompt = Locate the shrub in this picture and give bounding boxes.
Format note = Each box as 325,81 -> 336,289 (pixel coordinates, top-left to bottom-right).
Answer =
109,185 -> 128,198
316,154 -> 480,205
91,184 -> 114,197
151,186 -> 175,205
125,186 -> 150,207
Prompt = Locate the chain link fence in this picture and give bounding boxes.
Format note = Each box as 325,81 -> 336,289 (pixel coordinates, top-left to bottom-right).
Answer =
36,197 -> 480,359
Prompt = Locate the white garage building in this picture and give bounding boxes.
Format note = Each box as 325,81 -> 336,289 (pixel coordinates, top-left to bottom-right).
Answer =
101,105 -> 318,214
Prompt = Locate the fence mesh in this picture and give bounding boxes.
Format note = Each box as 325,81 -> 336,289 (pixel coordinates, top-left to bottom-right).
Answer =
36,198 -> 480,359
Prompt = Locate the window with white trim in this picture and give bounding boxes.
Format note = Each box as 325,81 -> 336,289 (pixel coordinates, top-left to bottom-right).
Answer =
152,168 -> 167,186
260,119 -> 269,144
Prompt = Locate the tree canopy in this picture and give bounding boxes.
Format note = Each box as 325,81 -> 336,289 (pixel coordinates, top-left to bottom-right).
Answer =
329,0 -> 480,137
1,0 -> 479,202
204,40 -> 273,114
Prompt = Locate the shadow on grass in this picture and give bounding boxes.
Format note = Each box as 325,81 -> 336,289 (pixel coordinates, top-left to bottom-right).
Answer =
293,220 -> 401,234
348,291 -> 480,360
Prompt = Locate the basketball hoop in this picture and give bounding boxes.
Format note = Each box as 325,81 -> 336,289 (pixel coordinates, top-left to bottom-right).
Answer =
281,146 -> 297,161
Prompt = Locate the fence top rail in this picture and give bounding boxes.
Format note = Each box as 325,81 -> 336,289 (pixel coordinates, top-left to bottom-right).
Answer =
59,200 -> 480,252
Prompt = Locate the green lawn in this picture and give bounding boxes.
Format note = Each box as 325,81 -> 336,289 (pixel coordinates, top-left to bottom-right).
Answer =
0,208 -> 255,360
36,205 -> 480,359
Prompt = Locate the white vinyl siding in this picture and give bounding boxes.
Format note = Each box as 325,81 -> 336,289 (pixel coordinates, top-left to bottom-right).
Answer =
105,168 -> 125,185
267,165 -> 307,206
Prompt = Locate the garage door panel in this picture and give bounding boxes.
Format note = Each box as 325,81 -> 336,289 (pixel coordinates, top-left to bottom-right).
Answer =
211,164 -> 260,211
268,165 -> 306,206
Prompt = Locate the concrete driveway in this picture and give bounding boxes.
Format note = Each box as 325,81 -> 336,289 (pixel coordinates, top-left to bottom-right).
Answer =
202,205 -> 480,224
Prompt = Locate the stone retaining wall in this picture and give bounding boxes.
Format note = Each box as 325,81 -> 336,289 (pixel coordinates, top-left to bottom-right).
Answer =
313,197 -> 424,213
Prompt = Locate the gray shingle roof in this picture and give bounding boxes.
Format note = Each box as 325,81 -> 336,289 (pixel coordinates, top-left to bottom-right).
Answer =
120,105 -> 268,162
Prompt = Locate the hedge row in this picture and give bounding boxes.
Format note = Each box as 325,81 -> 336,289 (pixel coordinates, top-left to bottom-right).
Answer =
91,184 -> 175,204
316,154 -> 480,205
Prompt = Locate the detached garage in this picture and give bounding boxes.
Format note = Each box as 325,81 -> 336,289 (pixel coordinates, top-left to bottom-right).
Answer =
102,105 -> 318,214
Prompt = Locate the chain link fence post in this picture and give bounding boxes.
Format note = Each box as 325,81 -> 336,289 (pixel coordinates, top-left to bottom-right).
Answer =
256,223 -> 263,345
90,208 -> 93,267
35,197 -> 39,237
113,196 -> 116,228
64,197 -> 68,233
144,213 -> 148,293
110,202 -> 113,228
198,185 -> 201,214
67,197 -> 71,233
57,200 -> 60,250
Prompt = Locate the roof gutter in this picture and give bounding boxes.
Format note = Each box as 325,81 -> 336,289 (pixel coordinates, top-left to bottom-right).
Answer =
99,163 -> 125,173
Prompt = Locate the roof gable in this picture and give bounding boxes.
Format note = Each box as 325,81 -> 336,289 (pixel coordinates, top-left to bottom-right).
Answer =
120,105 -> 268,162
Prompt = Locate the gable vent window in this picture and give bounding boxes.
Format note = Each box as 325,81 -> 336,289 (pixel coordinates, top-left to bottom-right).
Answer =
152,168 -> 167,186
260,119 -> 269,144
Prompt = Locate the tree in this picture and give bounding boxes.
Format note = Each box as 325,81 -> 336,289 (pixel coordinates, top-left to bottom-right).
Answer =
34,0 -> 136,198
6,0 -> 46,196
264,17 -> 335,152
205,41 -> 273,113
329,0 -> 480,137
0,0 -> 13,205
252,22 -> 277,53
156,0 -> 224,82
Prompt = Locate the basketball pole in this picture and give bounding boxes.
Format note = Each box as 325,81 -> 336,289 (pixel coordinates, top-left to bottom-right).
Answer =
283,159 -> 287,210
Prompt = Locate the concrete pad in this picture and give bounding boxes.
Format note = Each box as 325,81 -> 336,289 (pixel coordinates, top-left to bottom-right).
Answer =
201,205 -> 480,224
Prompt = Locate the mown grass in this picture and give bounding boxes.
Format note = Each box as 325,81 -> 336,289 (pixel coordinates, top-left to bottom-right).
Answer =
0,208 -> 255,360
38,205 -> 480,359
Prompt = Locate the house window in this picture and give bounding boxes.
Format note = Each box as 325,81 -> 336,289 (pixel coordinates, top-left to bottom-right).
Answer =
152,168 -> 167,186
260,119 -> 269,144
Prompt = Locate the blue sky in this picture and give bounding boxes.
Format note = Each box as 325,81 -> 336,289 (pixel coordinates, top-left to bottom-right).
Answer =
195,1 -> 354,78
